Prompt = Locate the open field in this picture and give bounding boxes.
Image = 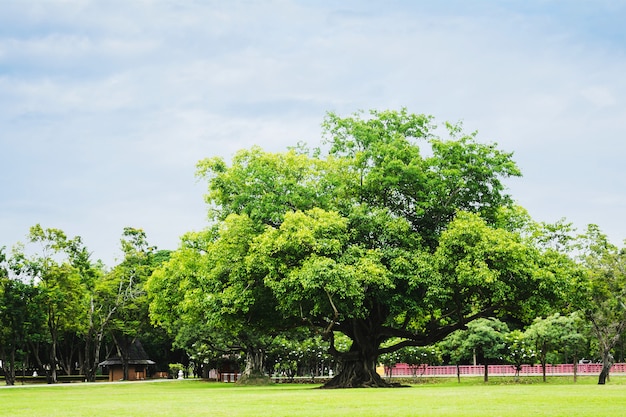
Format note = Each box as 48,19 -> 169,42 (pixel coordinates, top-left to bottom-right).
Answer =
2,377 -> 626,417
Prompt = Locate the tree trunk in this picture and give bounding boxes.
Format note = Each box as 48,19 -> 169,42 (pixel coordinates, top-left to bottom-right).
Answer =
244,347 -> 264,375
538,345 -> 547,383
83,330 -> 105,382
237,347 -> 271,385
28,341 -> 49,383
1,347 -> 16,386
322,334 -> 395,389
83,334 -> 94,382
483,359 -> 489,383
111,333 -> 133,381
83,296 -> 104,382
323,357 -> 391,388
122,344 -> 130,381
598,366 -> 610,385
49,335 -> 58,384
598,352 -> 613,385
92,333 -> 104,380
57,339 -> 75,376
47,311 -> 59,384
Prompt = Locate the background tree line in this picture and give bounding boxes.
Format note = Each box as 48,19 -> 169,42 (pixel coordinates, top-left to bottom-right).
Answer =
0,227 -> 183,385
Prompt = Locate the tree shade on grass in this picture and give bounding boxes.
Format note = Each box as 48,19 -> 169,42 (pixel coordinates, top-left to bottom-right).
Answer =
2,379 -> 626,417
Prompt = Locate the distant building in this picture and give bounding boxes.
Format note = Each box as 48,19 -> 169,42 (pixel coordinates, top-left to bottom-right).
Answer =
99,340 -> 155,381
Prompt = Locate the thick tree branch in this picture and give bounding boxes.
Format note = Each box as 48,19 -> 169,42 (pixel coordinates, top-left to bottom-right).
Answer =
377,308 -> 496,355
324,288 -> 340,336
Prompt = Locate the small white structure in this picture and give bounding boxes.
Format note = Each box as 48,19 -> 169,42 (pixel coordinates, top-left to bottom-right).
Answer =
178,369 -> 184,380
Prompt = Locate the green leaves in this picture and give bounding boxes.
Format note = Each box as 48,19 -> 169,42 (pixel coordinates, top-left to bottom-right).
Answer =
434,211 -> 537,313
256,208 -> 356,317
197,147 -> 326,227
273,209 -> 347,258
322,110 -> 522,250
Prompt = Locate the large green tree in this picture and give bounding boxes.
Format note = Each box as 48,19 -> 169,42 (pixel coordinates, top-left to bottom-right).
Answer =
459,318 -> 509,383
504,330 -> 536,380
525,313 -> 566,382
577,225 -> 626,384
179,109 -> 567,388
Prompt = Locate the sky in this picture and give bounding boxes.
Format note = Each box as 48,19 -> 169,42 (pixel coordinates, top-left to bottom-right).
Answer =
1,0 -> 625,266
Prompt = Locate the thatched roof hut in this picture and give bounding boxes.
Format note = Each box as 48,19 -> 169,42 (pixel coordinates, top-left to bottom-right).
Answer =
99,340 -> 155,381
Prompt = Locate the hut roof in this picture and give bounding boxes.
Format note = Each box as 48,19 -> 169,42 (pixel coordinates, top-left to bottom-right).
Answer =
99,340 -> 156,366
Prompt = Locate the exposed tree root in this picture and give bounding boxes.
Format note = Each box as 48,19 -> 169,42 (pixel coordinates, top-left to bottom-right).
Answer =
320,361 -> 405,389
236,372 -> 273,386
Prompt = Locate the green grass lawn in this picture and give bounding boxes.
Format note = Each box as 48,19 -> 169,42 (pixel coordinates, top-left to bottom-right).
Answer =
2,377 -> 626,417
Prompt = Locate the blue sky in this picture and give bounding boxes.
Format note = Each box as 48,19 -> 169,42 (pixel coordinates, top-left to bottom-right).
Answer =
1,0 -> 625,266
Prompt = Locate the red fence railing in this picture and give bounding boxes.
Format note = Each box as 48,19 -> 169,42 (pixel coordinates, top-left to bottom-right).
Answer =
384,363 -> 626,377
